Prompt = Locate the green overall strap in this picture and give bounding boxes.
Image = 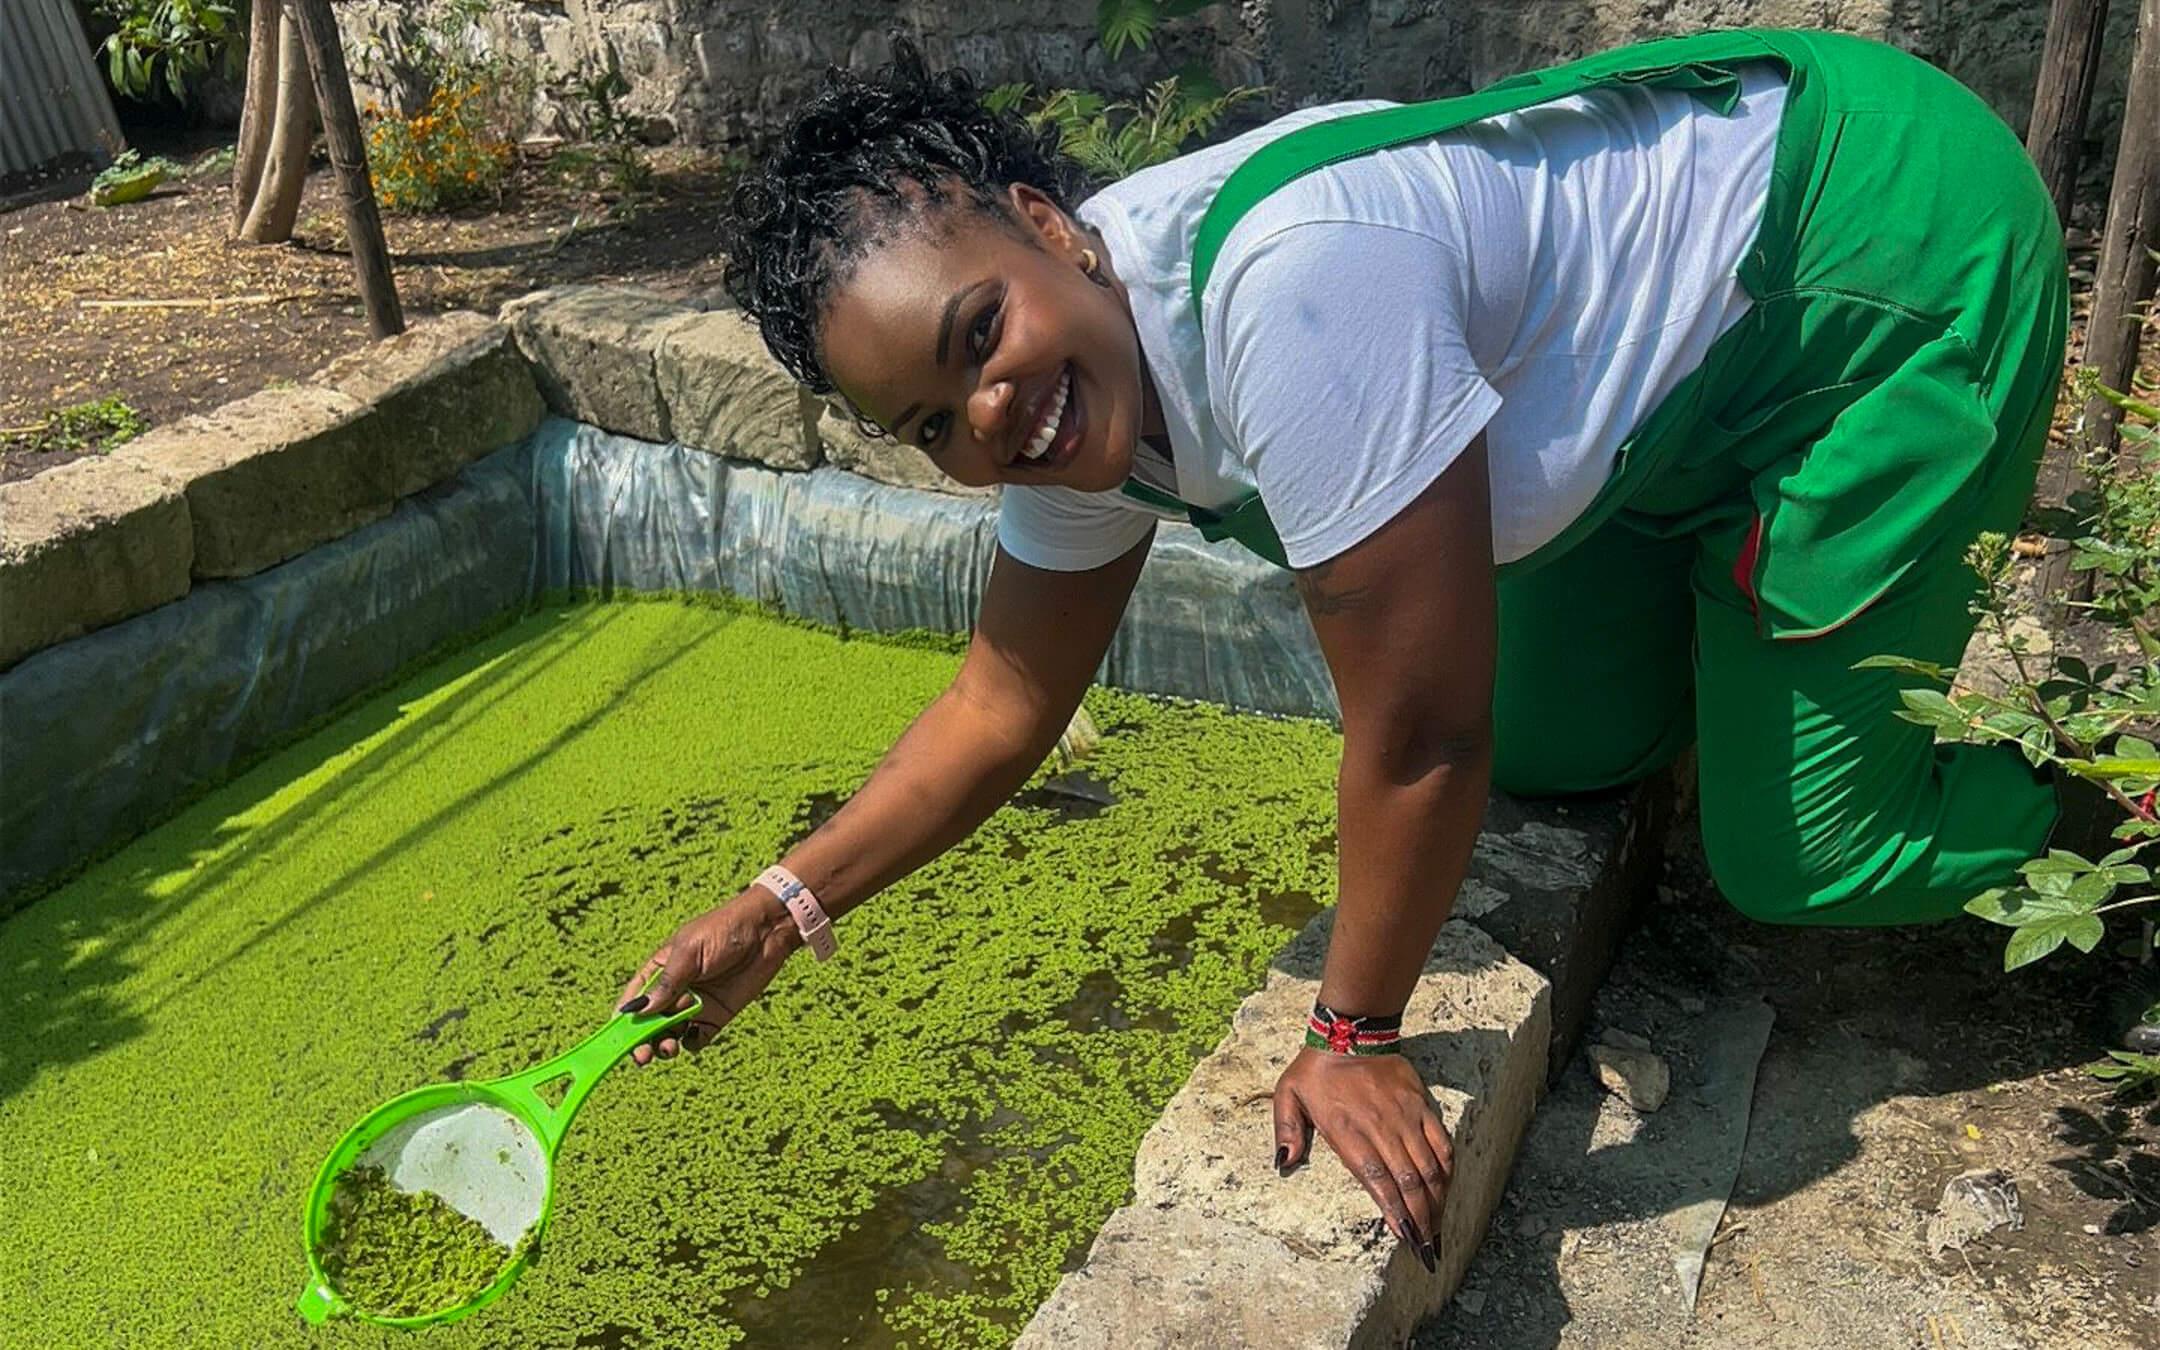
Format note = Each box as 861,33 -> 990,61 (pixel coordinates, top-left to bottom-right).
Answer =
1120,28 -> 1797,569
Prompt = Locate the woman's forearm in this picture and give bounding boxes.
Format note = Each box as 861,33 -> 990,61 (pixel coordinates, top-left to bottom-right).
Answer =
1317,737 -> 1492,1017
773,674 -> 1066,919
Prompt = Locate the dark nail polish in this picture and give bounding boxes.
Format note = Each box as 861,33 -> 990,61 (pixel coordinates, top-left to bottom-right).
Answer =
1419,1241 -> 1437,1274
619,995 -> 649,1014
1274,1146 -> 1288,1172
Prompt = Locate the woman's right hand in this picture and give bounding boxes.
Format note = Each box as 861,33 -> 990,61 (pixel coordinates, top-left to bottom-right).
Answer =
616,885 -> 802,1065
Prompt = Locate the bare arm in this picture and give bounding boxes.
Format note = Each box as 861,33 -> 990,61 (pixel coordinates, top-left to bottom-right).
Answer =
1271,436 -> 1496,1270
779,531 -> 1155,918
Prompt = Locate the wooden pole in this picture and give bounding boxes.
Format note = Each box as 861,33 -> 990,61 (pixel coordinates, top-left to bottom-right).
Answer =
2027,0 -> 2113,227
2042,0 -> 2158,602
285,0 -> 403,337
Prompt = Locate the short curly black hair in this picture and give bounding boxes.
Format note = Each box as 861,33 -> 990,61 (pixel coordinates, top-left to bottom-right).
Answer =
719,40 -> 1094,399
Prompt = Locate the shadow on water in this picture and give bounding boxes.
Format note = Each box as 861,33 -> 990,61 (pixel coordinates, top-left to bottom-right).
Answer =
0,605 -> 730,1110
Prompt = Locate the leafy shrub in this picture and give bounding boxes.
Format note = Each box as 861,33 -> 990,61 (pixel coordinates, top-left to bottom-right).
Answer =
365,84 -> 514,213
985,77 -> 1260,182
93,0 -> 241,104
354,0 -> 529,213
1868,369 -> 2160,1090
1095,0 -> 1227,58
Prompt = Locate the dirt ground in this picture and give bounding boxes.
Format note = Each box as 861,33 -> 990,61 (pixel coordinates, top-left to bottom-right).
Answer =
1414,809 -> 2159,1349
0,141 -> 736,482
7,134 -> 2160,1347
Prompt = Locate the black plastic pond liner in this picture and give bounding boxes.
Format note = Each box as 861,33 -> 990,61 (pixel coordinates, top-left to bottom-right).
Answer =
0,419 -> 1334,909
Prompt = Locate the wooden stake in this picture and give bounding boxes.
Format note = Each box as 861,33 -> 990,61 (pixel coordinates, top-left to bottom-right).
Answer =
2042,0 -> 2159,602
284,0 -> 402,338
2026,0 -> 2113,227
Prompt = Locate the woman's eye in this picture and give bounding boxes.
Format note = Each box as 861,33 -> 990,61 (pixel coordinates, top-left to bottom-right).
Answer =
968,302 -> 999,362
919,412 -> 949,449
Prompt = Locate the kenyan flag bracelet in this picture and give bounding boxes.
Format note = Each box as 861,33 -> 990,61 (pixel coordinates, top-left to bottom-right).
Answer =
1305,1001 -> 1404,1056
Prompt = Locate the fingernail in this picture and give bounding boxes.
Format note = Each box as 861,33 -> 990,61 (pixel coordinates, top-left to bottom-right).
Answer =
1419,1241 -> 1437,1274
1274,1146 -> 1288,1172
619,995 -> 649,1014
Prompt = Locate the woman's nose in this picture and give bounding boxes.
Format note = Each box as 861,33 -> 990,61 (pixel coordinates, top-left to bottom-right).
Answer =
968,379 -> 1014,445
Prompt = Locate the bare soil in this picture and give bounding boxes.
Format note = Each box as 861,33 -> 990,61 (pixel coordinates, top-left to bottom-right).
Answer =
1414,812 -> 2159,1350
0,143 -> 735,482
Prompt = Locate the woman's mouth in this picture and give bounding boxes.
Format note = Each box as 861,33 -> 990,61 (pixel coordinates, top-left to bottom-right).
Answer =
1014,365 -> 1083,473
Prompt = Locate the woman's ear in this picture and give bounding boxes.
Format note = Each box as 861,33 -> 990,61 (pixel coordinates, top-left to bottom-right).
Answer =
1006,183 -> 1079,256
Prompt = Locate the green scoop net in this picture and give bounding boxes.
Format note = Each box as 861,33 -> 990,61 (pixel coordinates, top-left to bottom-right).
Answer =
297,995 -> 701,1328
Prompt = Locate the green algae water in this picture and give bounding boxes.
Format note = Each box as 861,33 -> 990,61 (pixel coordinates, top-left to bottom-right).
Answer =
0,602 -> 1340,1348
320,1166 -> 517,1319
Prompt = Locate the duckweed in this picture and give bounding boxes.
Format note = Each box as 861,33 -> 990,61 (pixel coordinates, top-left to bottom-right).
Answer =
319,1166 -> 514,1319
0,602 -> 1341,1347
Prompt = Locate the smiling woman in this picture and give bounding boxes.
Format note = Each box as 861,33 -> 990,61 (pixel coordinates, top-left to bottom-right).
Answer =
658,26 -> 2085,1275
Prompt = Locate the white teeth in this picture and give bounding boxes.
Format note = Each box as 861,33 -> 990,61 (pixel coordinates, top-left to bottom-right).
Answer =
1023,371 -> 1071,461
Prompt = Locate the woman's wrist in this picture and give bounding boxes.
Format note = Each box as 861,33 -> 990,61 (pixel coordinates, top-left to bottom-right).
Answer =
1303,1000 -> 1404,1056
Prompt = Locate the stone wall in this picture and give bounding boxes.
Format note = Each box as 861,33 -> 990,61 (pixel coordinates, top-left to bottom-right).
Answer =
337,0 -> 2135,164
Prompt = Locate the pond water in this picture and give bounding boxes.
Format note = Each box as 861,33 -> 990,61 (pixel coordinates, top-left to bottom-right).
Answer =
0,600 -> 1339,1348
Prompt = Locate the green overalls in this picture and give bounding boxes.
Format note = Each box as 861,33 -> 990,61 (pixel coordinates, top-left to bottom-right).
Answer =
1122,29 -> 2069,925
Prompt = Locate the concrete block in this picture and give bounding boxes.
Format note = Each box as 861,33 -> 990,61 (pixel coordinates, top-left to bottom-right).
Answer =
311,311 -> 545,498
654,308 -> 822,470
1462,781 -> 1672,1072
815,399 -> 995,497
1018,917 -> 1549,1348
0,457 -> 192,670
115,384 -> 392,580
500,286 -> 693,442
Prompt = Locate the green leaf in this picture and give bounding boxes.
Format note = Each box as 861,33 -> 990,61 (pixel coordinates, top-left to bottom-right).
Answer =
1894,687 -> 1970,734
2019,850 -> 2095,878
2002,910 -> 2104,970
983,82 -> 1033,114
2118,736 -> 2158,760
2088,1049 -> 2160,1081
2083,758 -> 2160,779
2058,655 -> 2093,684
1098,0 -> 1158,56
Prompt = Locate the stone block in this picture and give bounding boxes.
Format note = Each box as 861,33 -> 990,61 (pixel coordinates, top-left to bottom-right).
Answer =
1459,780 -> 1672,1073
1016,1204 -> 1396,1350
500,286 -> 694,442
1018,917 -> 1549,1348
816,399 -> 995,497
115,384 -> 393,580
0,457 -> 192,670
311,310 -> 544,498
654,309 -> 821,470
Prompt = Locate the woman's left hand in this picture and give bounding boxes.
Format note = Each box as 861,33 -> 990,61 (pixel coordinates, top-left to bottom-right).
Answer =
1272,1048 -> 1453,1273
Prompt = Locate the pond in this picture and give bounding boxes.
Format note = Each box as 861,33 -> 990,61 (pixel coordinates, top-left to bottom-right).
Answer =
0,599 -> 1339,1348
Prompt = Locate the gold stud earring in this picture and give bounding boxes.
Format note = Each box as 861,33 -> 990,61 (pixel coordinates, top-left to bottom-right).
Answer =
1080,248 -> 1099,277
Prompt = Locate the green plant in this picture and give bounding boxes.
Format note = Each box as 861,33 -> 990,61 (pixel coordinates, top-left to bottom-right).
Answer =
1865,369 -> 2160,1091
366,83 -> 513,213
354,0 -> 530,213
94,0 -> 241,104
986,77 -> 1260,181
1096,0 -> 1226,58
548,57 -> 652,197
3,397 -> 150,454
88,148 -> 179,206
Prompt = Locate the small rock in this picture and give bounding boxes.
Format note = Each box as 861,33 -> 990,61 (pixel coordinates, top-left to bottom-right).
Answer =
1456,1289 -> 1486,1315
1926,1169 -> 2023,1255
1590,1043 -> 1671,1112
1678,995 -> 1706,1014
1515,1213 -> 1548,1238
1601,1027 -> 1653,1052
2084,1223 -> 2101,1236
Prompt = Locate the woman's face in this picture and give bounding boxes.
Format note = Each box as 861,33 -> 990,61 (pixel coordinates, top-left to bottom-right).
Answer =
817,183 -> 1152,493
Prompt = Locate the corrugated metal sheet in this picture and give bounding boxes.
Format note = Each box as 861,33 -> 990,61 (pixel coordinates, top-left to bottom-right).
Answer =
2,0 -> 124,177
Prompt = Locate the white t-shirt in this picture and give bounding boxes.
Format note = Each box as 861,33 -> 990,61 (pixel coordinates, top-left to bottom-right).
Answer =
996,65 -> 1787,572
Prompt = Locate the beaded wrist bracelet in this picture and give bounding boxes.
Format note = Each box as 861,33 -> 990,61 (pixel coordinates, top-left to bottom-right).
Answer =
1304,1000 -> 1404,1056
